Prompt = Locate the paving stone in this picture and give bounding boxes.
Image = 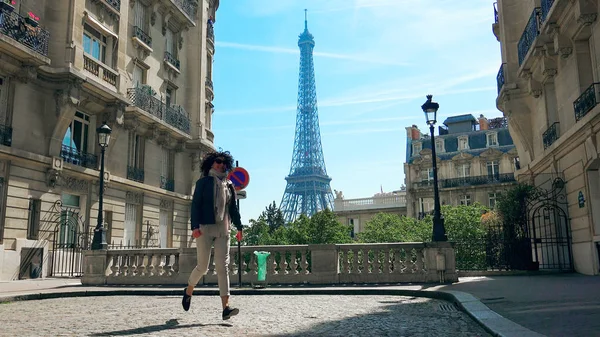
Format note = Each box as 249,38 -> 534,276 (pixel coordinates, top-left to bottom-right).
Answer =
0,295 -> 491,336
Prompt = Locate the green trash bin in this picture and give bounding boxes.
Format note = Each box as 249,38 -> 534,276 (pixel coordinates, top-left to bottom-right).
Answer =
253,251 -> 271,288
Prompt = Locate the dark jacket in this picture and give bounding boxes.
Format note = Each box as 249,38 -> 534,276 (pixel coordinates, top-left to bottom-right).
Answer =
190,176 -> 242,230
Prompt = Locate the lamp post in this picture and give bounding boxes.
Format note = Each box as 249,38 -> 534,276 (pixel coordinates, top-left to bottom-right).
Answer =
421,95 -> 448,242
91,122 -> 112,250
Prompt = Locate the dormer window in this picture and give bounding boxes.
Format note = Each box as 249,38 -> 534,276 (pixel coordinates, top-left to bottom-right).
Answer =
412,142 -> 422,156
487,132 -> 499,147
435,139 -> 445,153
458,136 -> 469,150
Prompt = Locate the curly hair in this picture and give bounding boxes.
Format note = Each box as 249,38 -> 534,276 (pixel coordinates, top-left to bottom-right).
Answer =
200,151 -> 234,176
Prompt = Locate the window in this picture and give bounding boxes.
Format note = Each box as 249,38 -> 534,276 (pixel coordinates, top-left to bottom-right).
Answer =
159,209 -> 170,248
349,218 -> 359,238
489,193 -> 497,208
0,177 -> 5,244
207,54 -> 213,80
124,203 -> 138,246
27,199 -> 41,240
83,23 -> 106,63
165,28 -> 177,58
435,139 -> 445,153
133,64 -> 145,87
59,194 -> 80,246
456,164 -> 470,178
487,132 -> 499,147
128,133 -> 144,169
421,168 -> 433,181
134,1 -> 148,31
514,157 -> 521,170
460,195 -> 471,206
412,142 -> 422,156
487,161 -> 500,179
63,112 -> 90,153
0,76 -> 10,126
166,87 -> 176,107
205,103 -> 213,129
458,136 -> 469,150
160,148 -> 175,191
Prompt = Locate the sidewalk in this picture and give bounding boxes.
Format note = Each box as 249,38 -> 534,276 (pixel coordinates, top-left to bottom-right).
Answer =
1,274 -> 598,336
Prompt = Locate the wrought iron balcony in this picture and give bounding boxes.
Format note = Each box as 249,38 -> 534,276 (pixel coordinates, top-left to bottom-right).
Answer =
493,2 -> 498,23
106,0 -> 120,11
164,51 -> 180,70
127,86 -> 191,134
542,122 -> 559,149
517,7 -> 541,65
205,77 -> 214,101
0,124 -> 12,146
171,0 -> 196,22
61,145 -> 97,169
441,174 -> 516,188
133,26 -> 152,47
0,6 -> 50,57
416,180 -> 434,188
574,83 -> 600,122
127,165 -> 144,183
540,0 -> 555,24
207,22 -> 214,42
160,176 -> 174,192
497,63 -> 505,94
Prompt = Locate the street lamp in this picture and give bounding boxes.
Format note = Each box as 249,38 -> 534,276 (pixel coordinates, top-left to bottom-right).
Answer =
91,122 -> 112,250
421,95 -> 448,242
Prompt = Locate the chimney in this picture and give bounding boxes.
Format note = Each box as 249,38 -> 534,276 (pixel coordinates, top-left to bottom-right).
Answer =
478,114 -> 489,130
406,125 -> 421,140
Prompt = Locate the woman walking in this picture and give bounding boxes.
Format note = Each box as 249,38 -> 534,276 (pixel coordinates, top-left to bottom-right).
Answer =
182,151 -> 242,320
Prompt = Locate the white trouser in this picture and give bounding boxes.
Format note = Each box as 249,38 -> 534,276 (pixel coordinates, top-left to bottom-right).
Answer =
187,223 -> 230,296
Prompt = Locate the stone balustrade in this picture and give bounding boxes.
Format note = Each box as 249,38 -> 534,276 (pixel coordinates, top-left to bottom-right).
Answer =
334,195 -> 406,212
82,242 -> 457,286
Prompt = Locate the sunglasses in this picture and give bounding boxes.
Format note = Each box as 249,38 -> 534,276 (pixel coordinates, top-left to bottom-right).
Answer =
214,158 -> 226,165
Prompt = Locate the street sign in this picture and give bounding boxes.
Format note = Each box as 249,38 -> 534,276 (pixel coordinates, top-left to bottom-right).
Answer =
236,190 -> 247,200
228,167 -> 250,191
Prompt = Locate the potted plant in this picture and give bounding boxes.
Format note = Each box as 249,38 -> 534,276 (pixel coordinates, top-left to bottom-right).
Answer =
25,11 -> 39,27
0,0 -> 16,12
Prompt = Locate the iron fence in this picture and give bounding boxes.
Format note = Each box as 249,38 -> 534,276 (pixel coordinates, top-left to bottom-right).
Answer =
160,176 -> 174,192
441,173 -> 515,188
61,144 -> 97,169
542,122 -> 559,149
133,26 -> 152,47
164,51 -> 180,70
128,86 -> 190,134
517,7 -> 541,65
574,82 -> 599,122
127,165 -> 144,183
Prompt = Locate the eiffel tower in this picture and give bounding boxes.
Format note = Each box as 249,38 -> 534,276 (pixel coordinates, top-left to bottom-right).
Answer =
280,10 -> 334,223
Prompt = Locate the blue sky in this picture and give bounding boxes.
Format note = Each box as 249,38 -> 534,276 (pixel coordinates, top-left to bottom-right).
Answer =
211,0 -> 503,223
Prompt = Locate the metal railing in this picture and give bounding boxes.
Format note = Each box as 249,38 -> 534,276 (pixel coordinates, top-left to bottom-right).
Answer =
0,6 -> 50,56
127,165 -> 144,183
160,176 -> 174,192
497,63 -> 505,94
441,173 -> 516,188
493,2 -> 498,23
133,26 -> 152,47
0,124 -> 12,146
574,83 -> 600,122
517,7 -> 541,65
164,51 -> 180,70
127,86 -> 191,134
542,122 -> 560,149
540,0 -> 555,24
207,22 -> 214,42
61,145 -> 97,169
171,0 -> 196,21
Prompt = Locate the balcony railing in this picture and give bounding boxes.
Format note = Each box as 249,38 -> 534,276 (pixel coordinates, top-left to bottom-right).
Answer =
171,0 -> 196,21
61,145 -> 97,169
497,63 -> 505,94
441,173 -> 516,188
540,0 -> 555,24
127,86 -> 191,134
542,122 -> 559,149
205,77 -> 214,101
574,83 -> 600,122
493,2 -> 498,23
133,26 -> 152,47
83,54 -> 118,87
160,176 -> 174,192
164,51 -> 180,70
0,124 -> 12,146
207,22 -> 214,42
0,6 -> 50,56
517,7 -> 541,65
127,165 -> 144,183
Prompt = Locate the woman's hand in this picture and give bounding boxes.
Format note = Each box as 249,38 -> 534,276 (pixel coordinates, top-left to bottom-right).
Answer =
192,229 -> 202,238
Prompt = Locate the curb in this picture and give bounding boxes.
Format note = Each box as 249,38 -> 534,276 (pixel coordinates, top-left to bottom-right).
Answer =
0,287 -> 544,337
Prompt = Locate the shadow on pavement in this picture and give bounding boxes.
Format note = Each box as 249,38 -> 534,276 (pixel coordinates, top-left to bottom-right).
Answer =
88,319 -> 233,336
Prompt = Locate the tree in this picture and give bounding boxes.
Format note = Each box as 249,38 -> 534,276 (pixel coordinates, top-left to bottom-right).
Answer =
357,213 -> 430,243
263,201 -> 285,233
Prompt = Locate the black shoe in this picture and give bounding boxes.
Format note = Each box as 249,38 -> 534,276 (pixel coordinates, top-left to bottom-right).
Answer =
222,306 -> 239,320
182,288 -> 191,311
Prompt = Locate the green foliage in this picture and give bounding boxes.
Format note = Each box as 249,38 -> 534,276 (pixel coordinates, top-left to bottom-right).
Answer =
440,203 -> 488,241
495,183 -> 537,238
357,213 -> 430,243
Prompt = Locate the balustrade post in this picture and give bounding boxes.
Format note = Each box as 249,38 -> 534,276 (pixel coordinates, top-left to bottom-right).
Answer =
82,250 -> 108,285
308,244 -> 339,284
423,242 -> 457,283
175,247 -> 197,284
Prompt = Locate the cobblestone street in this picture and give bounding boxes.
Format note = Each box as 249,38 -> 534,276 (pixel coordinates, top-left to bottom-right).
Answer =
0,294 -> 490,336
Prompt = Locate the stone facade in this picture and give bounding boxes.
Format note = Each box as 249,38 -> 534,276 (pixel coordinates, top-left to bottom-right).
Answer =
333,189 -> 407,237
494,0 -> 600,275
0,0 -> 219,281
404,114 -> 519,219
